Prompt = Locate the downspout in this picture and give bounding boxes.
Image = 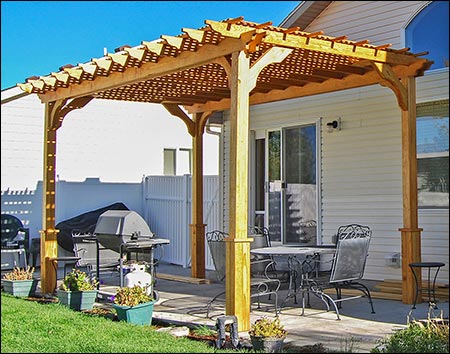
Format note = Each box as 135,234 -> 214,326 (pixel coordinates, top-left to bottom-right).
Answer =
205,121 -> 224,230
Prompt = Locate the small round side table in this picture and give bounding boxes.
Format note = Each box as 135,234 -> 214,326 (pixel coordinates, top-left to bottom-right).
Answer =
409,262 -> 445,309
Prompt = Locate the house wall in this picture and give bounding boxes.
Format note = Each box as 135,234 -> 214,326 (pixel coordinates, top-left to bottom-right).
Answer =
305,1 -> 426,46
304,0 -> 449,284
220,1 -> 448,284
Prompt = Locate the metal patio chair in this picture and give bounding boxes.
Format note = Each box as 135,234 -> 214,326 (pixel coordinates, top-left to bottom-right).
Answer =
1,214 -> 30,269
248,226 -> 290,284
206,229 -> 281,318
300,223 -> 375,320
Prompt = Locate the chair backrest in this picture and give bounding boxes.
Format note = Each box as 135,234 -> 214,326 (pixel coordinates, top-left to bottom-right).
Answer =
206,230 -> 227,282
1,214 -> 29,250
329,224 -> 372,283
249,226 -> 271,248
248,226 -> 272,274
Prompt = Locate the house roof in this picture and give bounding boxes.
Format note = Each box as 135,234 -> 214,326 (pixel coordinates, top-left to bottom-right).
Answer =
18,17 -> 432,113
279,1 -> 332,29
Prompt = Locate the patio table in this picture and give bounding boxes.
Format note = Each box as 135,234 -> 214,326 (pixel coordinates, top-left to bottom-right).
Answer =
250,245 -> 336,309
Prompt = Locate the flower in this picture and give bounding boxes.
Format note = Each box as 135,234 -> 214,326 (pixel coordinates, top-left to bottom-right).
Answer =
113,285 -> 153,306
59,269 -> 98,291
248,316 -> 287,338
3,266 -> 35,280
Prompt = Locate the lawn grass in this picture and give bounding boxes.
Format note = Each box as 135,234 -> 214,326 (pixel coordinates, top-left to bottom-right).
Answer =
1,293 -> 245,353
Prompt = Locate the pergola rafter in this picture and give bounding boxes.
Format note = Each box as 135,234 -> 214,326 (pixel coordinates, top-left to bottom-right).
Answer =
17,17 -> 432,331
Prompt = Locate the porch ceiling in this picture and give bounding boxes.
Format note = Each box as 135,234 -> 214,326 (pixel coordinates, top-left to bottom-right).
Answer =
18,17 -> 432,113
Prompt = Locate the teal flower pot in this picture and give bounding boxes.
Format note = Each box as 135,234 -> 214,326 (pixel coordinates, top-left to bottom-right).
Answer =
112,300 -> 156,325
2,279 -> 38,297
57,289 -> 98,311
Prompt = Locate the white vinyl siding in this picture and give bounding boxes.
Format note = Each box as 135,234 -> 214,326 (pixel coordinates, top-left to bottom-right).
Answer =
304,1 -> 427,48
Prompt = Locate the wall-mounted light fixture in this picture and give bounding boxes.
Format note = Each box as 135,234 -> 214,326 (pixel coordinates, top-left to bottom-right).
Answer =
326,117 -> 341,133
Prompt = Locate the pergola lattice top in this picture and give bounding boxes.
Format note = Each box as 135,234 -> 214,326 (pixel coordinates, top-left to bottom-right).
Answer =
18,17 -> 432,111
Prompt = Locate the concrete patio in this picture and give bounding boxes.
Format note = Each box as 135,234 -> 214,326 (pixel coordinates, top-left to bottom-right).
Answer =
71,262 -> 450,352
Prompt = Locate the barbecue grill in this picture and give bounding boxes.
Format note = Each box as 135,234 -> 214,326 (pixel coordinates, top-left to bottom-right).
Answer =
93,210 -> 170,295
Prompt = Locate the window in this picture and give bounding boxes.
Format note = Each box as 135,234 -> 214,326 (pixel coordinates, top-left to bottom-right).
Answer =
178,148 -> 192,175
417,100 -> 449,208
405,1 -> 449,70
163,148 -> 192,175
163,149 -> 176,176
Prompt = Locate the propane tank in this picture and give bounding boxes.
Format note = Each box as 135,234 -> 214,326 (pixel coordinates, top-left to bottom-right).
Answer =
124,263 -> 152,295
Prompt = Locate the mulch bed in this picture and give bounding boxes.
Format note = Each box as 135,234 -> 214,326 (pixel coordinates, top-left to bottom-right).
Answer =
26,296 -> 59,304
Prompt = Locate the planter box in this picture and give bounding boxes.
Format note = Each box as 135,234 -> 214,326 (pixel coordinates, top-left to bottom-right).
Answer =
2,279 -> 38,297
112,300 -> 156,325
56,289 -> 98,311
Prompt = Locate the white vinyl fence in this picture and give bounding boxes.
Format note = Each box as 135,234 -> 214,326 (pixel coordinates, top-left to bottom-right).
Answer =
1,176 -> 220,271
143,175 -> 220,269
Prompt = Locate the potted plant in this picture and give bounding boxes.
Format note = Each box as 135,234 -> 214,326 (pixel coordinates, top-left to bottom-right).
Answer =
2,266 -> 38,297
57,269 -> 98,311
112,285 -> 156,325
248,316 -> 287,353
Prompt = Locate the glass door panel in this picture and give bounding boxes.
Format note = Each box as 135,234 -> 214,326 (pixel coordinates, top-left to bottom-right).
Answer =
267,130 -> 282,242
283,125 -> 317,244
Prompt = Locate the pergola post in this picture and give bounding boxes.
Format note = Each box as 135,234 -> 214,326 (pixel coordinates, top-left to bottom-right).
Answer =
226,50 -> 253,331
190,112 -> 210,279
162,104 -> 212,279
399,76 -> 422,304
372,65 -> 424,305
225,47 -> 292,331
40,102 -> 59,294
39,97 -> 93,294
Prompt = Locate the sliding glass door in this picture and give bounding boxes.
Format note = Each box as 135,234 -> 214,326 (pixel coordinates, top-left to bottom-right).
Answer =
266,125 -> 317,244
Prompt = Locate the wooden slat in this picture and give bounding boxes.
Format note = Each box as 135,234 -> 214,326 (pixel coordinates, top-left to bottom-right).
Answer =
183,28 -> 206,43
375,280 -> 449,299
156,273 -> 211,284
324,288 -> 448,301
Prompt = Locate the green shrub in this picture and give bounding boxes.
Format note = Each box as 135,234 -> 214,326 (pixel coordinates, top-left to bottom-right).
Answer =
59,269 -> 98,291
371,318 -> 449,353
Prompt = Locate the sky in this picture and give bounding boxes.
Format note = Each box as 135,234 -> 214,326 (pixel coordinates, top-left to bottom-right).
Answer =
1,1 -> 299,90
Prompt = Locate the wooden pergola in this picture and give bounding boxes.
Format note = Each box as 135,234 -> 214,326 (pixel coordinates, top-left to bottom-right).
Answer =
19,17 -> 432,331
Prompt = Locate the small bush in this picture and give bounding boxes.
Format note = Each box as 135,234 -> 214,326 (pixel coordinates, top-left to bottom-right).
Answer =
113,285 -> 152,306
59,269 -> 98,291
248,316 -> 287,338
371,318 -> 449,353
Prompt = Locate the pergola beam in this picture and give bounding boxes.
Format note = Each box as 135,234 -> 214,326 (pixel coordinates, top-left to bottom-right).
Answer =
36,36 -> 254,103
207,20 -> 419,65
186,60 -> 428,114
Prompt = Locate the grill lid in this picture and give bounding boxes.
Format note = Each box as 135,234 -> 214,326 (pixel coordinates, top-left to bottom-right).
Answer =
94,210 -> 154,252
